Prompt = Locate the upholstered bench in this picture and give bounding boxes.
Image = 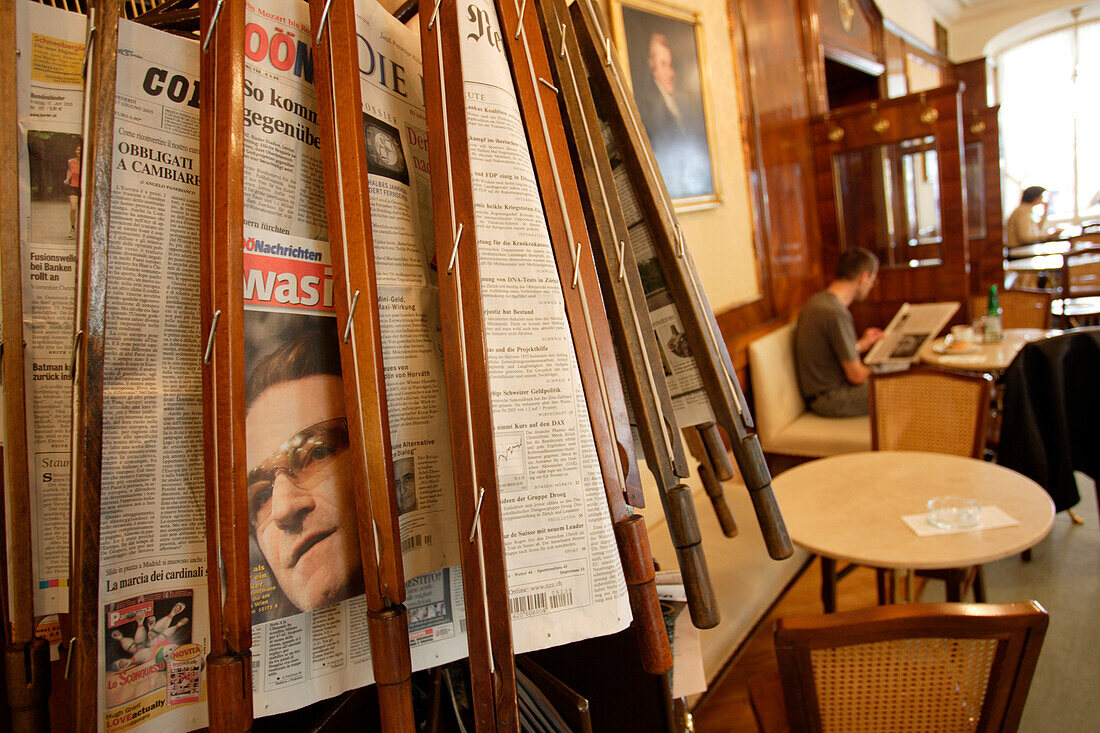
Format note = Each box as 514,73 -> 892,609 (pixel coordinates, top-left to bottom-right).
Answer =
747,322 -> 870,458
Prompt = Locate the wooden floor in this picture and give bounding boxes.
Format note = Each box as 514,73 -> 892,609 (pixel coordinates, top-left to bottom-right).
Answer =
690,559 -> 883,732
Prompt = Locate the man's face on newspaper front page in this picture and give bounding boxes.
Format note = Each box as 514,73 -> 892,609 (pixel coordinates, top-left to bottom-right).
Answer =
245,374 -> 362,612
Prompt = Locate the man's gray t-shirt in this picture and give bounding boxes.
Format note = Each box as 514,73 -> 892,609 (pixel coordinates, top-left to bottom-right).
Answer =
794,291 -> 858,400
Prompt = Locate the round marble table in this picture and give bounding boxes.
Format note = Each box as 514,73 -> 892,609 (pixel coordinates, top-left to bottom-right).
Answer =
919,328 -> 1061,373
772,451 -> 1055,571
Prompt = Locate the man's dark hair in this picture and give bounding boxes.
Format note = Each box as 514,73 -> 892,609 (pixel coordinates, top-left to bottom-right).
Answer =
1021,186 -> 1046,204
834,248 -> 879,281
246,331 -> 342,409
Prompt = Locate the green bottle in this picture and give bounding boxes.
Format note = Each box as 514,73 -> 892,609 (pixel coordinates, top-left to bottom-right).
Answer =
984,285 -> 1003,343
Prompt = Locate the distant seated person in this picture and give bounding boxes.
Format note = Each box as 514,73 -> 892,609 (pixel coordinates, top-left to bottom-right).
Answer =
794,248 -> 884,418
1006,185 -> 1063,247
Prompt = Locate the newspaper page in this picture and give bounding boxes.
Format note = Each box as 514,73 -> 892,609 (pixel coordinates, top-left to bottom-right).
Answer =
459,0 -> 631,652
14,0 -> 87,615
242,0 -> 468,717
599,122 -> 714,428
865,301 -> 959,366
96,20 -> 208,733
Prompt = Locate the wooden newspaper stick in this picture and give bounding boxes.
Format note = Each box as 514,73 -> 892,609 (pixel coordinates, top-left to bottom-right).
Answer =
68,3 -> 121,729
199,0 -> 253,728
308,0 -> 413,727
531,0 -> 718,631
696,462 -> 737,538
569,0 -> 792,560
420,4 -> 518,730
1,7 -> 53,728
497,0 -> 681,652
699,423 -> 736,481
682,427 -> 737,537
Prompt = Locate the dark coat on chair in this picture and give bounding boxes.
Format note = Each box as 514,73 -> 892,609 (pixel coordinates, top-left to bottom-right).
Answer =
998,328 -> 1100,511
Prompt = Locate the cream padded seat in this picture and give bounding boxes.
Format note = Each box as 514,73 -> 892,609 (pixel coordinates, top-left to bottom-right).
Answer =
747,322 -> 870,457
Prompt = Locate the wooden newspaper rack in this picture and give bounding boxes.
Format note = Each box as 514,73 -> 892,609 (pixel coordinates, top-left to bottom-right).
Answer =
3,0 -> 796,729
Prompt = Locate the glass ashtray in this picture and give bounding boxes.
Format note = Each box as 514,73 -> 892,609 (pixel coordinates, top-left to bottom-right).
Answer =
927,496 -> 982,530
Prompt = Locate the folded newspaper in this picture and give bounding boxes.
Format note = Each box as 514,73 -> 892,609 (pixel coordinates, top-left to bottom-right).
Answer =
864,301 -> 959,366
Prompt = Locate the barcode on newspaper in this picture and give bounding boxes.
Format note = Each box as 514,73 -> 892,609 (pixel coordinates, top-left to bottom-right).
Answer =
401,534 -> 423,553
510,589 -> 573,616
459,618 -> 466,635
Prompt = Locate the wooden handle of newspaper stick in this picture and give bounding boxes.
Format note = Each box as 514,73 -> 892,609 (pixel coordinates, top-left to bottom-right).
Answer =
730,435 -> 792,560
697,462 -> 737,538
368,607 -> 415,733
4,639 -> 50,732
699,423 -> 735,481
614,516 -> 673,675
683,427 -> 737,536
666,486 -> 719,628
207,653 -> 252,733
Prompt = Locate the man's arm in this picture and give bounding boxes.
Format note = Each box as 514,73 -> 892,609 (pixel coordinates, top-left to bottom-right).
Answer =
841,358 -> 872,385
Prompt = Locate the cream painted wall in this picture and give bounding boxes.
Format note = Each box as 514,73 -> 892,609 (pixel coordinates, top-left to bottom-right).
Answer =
603,0 -> 761,312
876,0 -> 939,48
951,0 -> 1092,61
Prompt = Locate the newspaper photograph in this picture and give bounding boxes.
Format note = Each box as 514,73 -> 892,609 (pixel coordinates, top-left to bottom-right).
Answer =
865,301 -> 959,366
96,18 -> 209,733
459,0 -> 631,652
14,0 -> 87,616
623,200 -> 715,428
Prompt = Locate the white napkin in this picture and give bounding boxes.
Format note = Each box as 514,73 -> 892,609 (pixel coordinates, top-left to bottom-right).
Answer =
902,506 -> 1019,536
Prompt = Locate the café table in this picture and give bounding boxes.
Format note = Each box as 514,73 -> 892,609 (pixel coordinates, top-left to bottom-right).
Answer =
918,328 -> 1061,373
772,451 -> 1055,611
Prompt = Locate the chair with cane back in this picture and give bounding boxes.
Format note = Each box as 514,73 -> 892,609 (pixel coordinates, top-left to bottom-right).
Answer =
868,367 -> 995,603
748,601 -> 1049,733
969,289 -> 1052,330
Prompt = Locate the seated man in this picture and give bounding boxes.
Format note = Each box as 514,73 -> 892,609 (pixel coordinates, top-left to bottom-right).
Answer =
1006,185 -> 1063,247
795,248 -> 883,417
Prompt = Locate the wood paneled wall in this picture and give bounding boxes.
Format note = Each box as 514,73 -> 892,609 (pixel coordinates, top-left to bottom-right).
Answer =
718,0 -> 825,389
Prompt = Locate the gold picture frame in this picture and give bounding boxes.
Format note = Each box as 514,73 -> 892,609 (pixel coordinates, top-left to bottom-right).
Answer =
610,0 -> 721,211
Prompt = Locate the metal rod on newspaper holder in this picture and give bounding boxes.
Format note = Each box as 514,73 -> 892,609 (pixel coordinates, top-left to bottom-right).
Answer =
467,487 -> 486,543
203,309 -> 220,363
201,0 -> 223,54
313,0 -> 333,46
513,0 -> 527,39
447,222 -> 463,273
342,289 -> 360,344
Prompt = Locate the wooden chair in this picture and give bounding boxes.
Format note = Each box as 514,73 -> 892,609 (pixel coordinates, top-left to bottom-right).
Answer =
748,601 -> 1049,733
1055,244 -> 1100,328
871,367 -> 994,603
969,289 -> 1052,330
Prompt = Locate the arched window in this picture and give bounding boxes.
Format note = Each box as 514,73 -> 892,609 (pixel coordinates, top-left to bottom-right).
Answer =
997,17 -> 1100,225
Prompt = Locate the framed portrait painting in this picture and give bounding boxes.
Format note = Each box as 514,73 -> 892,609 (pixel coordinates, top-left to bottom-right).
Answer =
611,0 -> 720,209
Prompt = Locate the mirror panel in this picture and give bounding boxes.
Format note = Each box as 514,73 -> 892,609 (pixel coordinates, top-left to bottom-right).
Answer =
832,135 -> 943,268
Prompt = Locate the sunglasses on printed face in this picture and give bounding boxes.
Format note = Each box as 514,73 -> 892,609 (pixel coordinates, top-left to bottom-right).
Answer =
247,417 -> 350,530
